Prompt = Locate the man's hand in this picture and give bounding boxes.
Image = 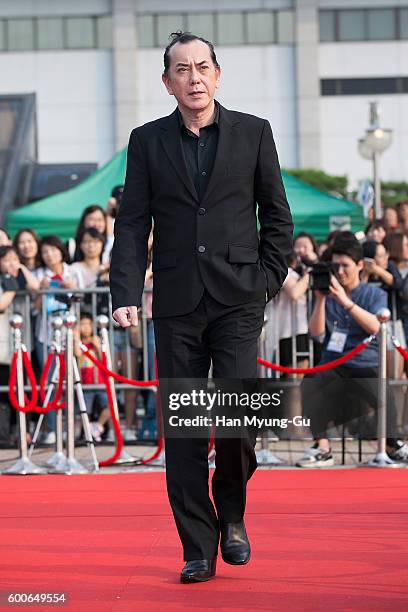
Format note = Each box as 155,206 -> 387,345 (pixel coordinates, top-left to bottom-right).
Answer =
112,306 -> 139,328
329,275 -> 352,308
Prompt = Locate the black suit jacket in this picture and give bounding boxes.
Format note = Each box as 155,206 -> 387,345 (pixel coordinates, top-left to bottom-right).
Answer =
110,103 -> 293,318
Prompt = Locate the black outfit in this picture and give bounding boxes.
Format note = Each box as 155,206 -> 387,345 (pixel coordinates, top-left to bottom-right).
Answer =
302,365 -> 398,442
110,102 -> 293,561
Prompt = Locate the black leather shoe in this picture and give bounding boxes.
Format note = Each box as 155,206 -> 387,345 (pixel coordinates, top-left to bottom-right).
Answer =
220,521 -> 251,565
180,558 -> 217,583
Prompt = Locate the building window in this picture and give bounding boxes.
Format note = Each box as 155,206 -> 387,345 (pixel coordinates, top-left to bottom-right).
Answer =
321,77 -> 408,96
66,17 -> 95,49
7,19 -> 35,51
136,14 -> 155,48
338,10 -> 365,41
277,10 -> 294,44
320,7 -> 407,42
319,10 -> 335,42
37,18 -> 64,50
246,11 -> 275,44
157,14 -> 185,47
400,8 -> 408,39
216,12 -> 245,45
0,20 -> 5,51
96,16 -> 112,49
367,9 -> 395,41
186,13 -> 214,41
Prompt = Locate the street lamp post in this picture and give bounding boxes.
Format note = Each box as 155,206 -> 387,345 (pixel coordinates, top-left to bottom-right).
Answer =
358,102 -> 392,220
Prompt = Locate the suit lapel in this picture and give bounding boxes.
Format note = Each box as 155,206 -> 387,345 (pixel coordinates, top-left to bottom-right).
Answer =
201,104 -> 240,207
159,109 -> 198,203
159,104 -> 240,207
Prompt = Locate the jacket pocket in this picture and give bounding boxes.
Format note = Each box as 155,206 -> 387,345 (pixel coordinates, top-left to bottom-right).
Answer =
152,249 -> 177,271
228,244 -> 259,264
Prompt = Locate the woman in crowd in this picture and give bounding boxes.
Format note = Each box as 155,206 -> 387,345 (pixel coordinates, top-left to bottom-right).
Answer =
0,245 -> 39,295
13,228 -> 41,271
362,240 -> 404,378
70,227 -> 109,291
383,206 -> 399,232
276,252 -> 311,378
0,246 -> 39,446
34,235 -> 77,444
293,232 -> 319,266
0,228 -> 12,247
365,220 -> 387,243
13,229 -> 42,370
68,205 -> 113,265
396,201 -> 408,232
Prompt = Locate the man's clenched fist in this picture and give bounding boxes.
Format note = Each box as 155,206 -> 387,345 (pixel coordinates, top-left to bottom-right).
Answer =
112,306 -> 139,328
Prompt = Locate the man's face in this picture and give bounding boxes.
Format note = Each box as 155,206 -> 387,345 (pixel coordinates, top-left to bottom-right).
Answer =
162,40 -> 221,112
332,254 -> 363,289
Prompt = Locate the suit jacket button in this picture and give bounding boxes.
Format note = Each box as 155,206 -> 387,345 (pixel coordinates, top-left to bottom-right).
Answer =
198,207 -> 206,215
198,245 -> 206,253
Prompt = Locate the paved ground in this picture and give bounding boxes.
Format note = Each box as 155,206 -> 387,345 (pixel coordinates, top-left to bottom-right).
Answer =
0,438 -> 382,474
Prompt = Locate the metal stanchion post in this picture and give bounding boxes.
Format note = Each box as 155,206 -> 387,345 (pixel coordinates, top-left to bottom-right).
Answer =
3,315 -> 46,475
45,316 -> 67,470
368,307 -> 400,468
256,316 -> 283,466
98,315 -> 140,464
61,313 -> 88,474
140,295 -> 165,467
71,358 -> 99,472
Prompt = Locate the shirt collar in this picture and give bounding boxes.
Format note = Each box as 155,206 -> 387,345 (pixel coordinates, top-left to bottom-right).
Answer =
178,100 -> 219,132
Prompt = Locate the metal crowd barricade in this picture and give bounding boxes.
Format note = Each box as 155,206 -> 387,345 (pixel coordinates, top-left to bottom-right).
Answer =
6,285 -> 155,403
4,284 -> 408,469
3,315 -> 46,475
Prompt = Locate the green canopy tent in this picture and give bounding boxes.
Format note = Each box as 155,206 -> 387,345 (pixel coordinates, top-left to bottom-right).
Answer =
6,148 -> 365,242
282,172 -> 365,241
6,148 -> 127,241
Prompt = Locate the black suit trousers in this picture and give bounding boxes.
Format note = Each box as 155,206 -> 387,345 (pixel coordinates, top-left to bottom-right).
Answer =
153,289 -> 265,560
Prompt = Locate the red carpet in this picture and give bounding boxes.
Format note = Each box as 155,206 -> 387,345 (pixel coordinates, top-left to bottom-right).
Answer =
0,469 -> 407,611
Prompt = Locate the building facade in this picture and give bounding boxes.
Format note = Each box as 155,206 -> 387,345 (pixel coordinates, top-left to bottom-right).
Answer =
0,0 -> 407,187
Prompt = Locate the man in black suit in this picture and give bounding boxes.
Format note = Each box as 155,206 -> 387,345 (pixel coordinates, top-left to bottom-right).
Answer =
110,31 -> 293,583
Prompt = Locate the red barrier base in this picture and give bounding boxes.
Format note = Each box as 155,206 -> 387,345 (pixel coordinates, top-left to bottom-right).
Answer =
0,470 -> 407,611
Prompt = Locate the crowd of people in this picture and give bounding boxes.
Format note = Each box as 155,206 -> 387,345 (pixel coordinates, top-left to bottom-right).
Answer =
0,187 -> 157,449
1,193 -> 408,466
266,201 -> 408,466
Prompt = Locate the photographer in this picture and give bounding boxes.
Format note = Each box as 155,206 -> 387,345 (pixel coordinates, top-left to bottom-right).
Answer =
296,233 -> 408,467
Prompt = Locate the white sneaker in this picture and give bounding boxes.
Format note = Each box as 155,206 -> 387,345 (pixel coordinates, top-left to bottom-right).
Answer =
388,441 -> 408,463
90,422 -> 104,443
299,442 -> 320,460
42,431 -> 56,445
123,427 -> 137,441
296,445 -> 334,468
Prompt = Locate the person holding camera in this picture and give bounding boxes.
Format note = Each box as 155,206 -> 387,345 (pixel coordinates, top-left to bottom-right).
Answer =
296,233 -> 408,467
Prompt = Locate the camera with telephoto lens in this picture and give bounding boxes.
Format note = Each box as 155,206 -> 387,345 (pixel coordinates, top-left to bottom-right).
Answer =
310,262 -> 340,294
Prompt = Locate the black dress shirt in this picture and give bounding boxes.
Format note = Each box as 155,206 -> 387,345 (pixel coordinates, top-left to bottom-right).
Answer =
178,103 -> 219,201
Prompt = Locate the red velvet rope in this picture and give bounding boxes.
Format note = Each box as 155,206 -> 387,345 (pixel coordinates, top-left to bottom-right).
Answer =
394,342 -> 408,361
9,350 -> 67,414
39,352 -> 66,412
98,350 -> 124,467
80,343 -> 158,387
258,338 -> 373,374
40,352 -> 54,402
8,352 -> 31,414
